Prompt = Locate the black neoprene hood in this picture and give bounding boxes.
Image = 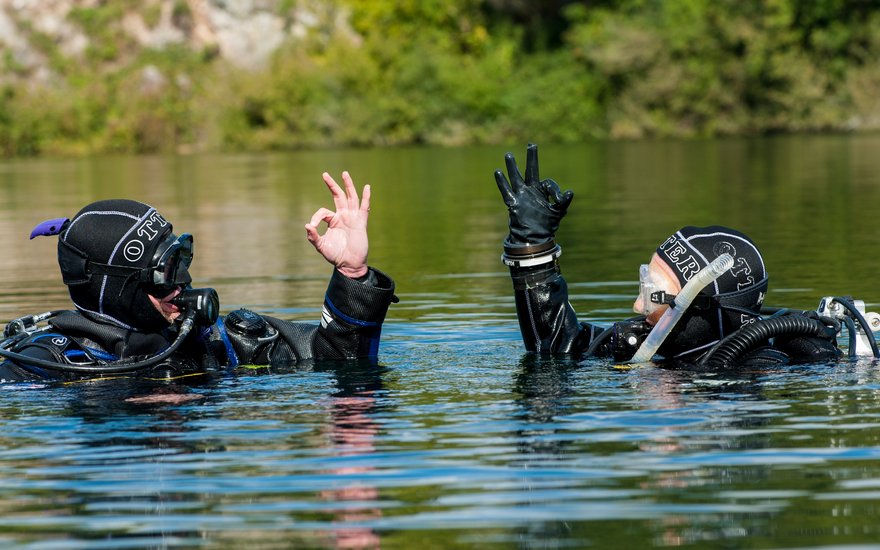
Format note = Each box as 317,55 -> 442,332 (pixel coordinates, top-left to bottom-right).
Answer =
653,225 -> 769,358
58,199 -> 192,331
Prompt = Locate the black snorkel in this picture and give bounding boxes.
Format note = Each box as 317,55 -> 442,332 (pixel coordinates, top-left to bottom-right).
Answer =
0,287 -> 219,375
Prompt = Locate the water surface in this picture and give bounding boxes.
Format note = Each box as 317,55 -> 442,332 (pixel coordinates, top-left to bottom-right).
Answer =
1,136 -> 880,548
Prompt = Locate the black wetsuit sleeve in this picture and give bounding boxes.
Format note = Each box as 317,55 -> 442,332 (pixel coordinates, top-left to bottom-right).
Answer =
509,260 -> 599,356
262,267 -> 396,363
312,267 -> 396,359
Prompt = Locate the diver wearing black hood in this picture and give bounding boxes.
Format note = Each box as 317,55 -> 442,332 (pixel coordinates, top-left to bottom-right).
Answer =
59,199 -> 193,332
494,144 -> 841,366
0,172 -> 397,381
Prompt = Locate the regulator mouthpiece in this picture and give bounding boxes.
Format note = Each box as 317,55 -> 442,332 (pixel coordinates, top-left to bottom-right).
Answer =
171,287 -> 219,326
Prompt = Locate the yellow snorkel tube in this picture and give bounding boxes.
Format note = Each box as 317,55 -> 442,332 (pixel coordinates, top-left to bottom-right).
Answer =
629,253 -> 734,364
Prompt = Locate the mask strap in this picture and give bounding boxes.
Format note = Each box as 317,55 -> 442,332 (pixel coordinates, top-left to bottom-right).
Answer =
650,291 -> 676,306
116,269 -> 142,298
652,291 -> 713,310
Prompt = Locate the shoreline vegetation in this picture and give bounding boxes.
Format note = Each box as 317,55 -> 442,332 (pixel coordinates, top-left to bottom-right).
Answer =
2,0 -> 880,157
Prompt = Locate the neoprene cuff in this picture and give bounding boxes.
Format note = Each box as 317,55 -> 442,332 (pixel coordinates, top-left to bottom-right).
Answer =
325,267 -> 397,325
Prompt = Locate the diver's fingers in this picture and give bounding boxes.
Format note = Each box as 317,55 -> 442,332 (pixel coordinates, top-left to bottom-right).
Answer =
360,184 -> 371,212
542,178 -> 563,202
559,189 -> 574,210
307,207 -> 336,230
494,170 -> 515,206
322,172 -> 346,211
306,208 -> 336,245
504,152 -> 524,192
304,223 -> 320,244
542,178 -> 574,210
341,171 -> 359,207
525,143 -> 539,185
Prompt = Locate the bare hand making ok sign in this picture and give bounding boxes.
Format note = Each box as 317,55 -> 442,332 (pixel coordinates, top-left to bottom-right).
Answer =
305,171 -> 371,279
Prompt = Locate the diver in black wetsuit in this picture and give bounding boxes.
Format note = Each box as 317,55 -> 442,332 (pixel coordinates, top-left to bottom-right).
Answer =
0,171 -> 397,381
494,144 -> 846,367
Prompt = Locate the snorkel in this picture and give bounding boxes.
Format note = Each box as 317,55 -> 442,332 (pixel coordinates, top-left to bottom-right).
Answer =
630,253 -> 734,363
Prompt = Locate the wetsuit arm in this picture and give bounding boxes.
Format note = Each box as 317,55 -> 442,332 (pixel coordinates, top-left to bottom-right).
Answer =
492,144 -> 599,356
311,267 -> 397,359
508,256 -> 597,356
215,268 -> 396,366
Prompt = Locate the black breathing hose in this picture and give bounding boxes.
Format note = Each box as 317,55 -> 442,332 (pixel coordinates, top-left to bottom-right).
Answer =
833,296 -> 880,358
585,325 -> 615,356
0,313 -> 198,374
699,314 -> 838,369
0,287 -> 219,375
840,315 -> 858,358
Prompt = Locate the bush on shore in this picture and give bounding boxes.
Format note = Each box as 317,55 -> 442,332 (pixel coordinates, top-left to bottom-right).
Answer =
2,0 -> 880,156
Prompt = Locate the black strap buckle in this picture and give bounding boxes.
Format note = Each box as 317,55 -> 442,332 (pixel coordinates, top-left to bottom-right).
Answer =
650,291 -> 677,306
651,291 -> 713,310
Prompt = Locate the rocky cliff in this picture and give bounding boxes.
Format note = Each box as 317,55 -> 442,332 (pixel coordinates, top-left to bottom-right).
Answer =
0,0 -> 348,83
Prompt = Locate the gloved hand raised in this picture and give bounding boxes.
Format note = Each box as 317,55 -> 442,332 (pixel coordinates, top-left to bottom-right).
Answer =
495,143 -> 574,250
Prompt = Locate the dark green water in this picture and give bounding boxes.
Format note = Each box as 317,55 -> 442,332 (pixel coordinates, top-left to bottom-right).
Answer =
0,136 -> 880,548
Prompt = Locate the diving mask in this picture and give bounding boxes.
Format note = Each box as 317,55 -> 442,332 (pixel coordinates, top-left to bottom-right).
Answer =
149,232 -> 193,288
636,263 -> 677,317
59,232 -> 194,290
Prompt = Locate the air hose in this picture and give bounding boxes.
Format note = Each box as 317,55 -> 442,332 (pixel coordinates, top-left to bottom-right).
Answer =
830,296 -> 880,358
0,313 -> 199,374
698,314 -> 838,369
0,287 -> 218,375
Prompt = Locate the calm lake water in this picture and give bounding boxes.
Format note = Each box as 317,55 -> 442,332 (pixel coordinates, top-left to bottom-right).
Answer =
1,136 -> 880,548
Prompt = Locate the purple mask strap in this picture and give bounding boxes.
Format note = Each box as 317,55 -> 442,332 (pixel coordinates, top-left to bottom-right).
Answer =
30,217 -> 70,239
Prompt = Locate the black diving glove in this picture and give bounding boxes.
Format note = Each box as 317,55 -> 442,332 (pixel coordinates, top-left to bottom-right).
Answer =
494,143 -> 574,251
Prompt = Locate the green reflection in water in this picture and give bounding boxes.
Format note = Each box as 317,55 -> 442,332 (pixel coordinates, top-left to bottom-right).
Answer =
0,132 -> 878,550
1,135 -> 880,323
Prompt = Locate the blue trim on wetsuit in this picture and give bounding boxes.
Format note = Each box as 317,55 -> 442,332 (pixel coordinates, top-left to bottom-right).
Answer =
368,327 -> 381,358
64,348 -> 117,361
323,296 -> 382,357
323,296 -> 379,327
214,318 -> 239,368
32,332 -> 119,363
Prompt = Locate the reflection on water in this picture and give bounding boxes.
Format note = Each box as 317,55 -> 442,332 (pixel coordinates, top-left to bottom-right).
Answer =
1,136 -> 880,547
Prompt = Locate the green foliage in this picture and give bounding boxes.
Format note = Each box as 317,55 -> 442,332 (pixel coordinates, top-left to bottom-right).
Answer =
563,0 -> 877,137
68,1 -> 140,63
3,0 -> 880,156
213,0 -> 602,148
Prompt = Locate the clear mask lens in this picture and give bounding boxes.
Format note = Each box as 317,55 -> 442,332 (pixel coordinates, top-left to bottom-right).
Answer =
636,263 -> 669,316
636,264 -> 654,316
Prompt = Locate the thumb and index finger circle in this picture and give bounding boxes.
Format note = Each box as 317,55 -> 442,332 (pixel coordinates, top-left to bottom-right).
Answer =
559,189 -> 574,210
542,178 -> 575,210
